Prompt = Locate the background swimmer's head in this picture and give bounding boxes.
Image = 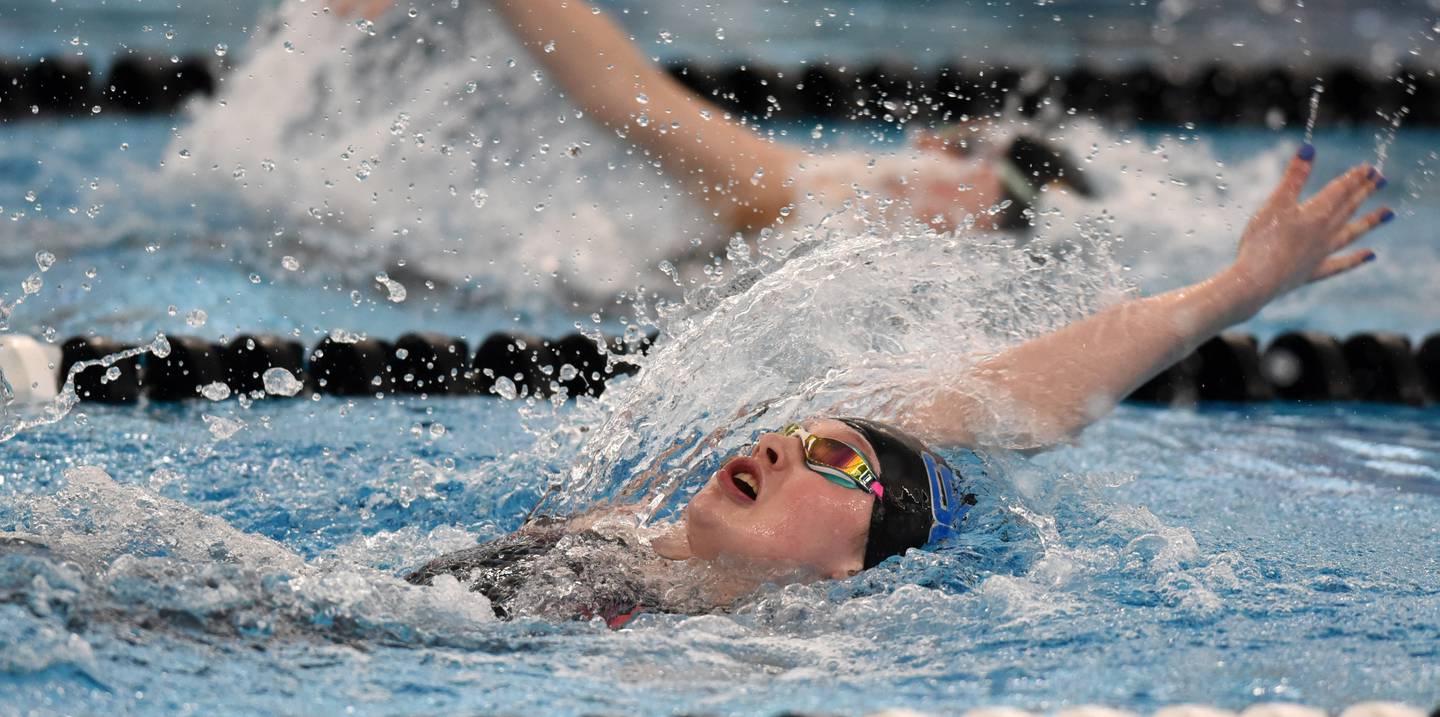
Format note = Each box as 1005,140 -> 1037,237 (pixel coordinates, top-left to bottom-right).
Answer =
682,418 -> 877,579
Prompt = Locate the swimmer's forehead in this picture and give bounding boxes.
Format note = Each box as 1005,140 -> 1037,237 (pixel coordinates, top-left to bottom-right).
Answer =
801,418 -> 882,473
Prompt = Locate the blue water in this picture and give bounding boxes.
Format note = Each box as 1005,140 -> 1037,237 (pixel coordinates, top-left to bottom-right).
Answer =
2,2 -> 1440,715
2,395 -> 1438,713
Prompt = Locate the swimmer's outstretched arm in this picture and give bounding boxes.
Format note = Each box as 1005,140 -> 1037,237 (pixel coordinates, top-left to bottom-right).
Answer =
490,0 -> 801,235
904,148 -> 1392,449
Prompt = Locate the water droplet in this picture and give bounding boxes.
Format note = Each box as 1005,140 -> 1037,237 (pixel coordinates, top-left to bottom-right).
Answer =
375,272 -> 407,302
471,188 -> 488,208
150,334 -> 171,358
715,27 -> 726,40
200,382 -> 231,401
248,273 -> 262,284
178,148 -> 192,159
429,422 -> 446,438
214,43 -> 228,57
23,190 -> 36,203
262,367 -> 304,397
103,366 -> 121,383
543,40 -> 556,53
91,105 -> 101,115
658,30 -> 674,44
390,112 -> 411,136
635,93 -> 649,105
185,309 -> 207,327
21,274 -> 42,295
34,251 -> 54,271
203,413 -> 245,439
408,6 -> 419,17
283,40 -> 295,53
464,80 -> 478,94
164,28 -> 176,40
281,256 -> 300,271
492,376 -> 519,400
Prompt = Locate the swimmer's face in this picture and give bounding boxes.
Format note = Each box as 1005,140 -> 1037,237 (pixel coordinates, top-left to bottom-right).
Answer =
901,131 -> 1005,233
683,418 -> 876,579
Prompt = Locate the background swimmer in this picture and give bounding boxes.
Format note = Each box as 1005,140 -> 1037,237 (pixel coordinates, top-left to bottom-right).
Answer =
410,145 -> 1394,624
333,0 -> 1092,240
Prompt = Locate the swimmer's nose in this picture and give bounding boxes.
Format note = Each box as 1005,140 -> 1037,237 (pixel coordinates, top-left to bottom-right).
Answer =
754,432 -> 796,474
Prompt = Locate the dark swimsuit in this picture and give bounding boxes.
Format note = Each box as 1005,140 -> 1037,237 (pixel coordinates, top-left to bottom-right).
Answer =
405,518 -> 660,628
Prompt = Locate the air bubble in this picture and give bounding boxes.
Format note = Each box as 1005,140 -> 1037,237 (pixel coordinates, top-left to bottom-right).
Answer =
281,256 -> 300,271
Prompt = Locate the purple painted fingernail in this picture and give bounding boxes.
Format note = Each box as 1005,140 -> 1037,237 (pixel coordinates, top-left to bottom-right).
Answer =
1297,143 -> 1316,161
1376,176 -> 1389,190
1363,252 -> 1377,263
1380,209 -> 1395,223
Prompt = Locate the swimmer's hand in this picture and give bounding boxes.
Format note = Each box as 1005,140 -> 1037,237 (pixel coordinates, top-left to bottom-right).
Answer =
896,144 -> 1396,451
1229,145 -> 1393,305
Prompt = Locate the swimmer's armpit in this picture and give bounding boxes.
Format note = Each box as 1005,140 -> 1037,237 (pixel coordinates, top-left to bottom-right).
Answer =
890,144 -> 1393,451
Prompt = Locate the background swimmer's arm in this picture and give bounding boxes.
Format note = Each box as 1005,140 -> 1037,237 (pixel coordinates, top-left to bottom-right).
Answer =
906,149 -> 1391,449
491,0 -> 801,236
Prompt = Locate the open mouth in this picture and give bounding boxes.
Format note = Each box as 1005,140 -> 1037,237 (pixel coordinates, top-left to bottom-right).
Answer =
719,456 -> 762,503
732,470 -> 758,500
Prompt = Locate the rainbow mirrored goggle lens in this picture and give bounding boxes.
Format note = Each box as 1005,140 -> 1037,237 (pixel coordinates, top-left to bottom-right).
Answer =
780,423 -> 884,500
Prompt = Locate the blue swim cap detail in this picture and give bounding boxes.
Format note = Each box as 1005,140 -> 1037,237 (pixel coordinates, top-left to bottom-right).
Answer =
835,417 -> 978,568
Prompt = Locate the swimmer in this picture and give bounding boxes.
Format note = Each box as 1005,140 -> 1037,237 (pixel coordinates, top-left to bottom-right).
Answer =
331,0 -> 1093,237
404,147 -> 1393,625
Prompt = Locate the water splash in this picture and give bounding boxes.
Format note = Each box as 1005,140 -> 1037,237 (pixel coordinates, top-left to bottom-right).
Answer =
168,0 -> 710,305
1304,79 -> 1324,145
0,334 -> 169,444
1373,76 -> 1414,173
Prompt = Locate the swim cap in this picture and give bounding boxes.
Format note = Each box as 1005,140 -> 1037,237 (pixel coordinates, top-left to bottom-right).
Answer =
836,418 -> 978,568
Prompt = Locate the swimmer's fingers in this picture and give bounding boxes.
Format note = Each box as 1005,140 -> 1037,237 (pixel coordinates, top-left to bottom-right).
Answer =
1330,207 -> 1395,252
1309,248 -> 1376,284
1301,165 -> 1375,224
1269,145 -> 1317,207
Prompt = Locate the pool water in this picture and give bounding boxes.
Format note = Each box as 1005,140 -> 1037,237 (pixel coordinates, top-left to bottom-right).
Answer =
3,2 -> 1440,715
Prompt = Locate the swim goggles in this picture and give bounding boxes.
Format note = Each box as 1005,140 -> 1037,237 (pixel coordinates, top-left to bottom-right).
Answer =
779,423 -> 885,500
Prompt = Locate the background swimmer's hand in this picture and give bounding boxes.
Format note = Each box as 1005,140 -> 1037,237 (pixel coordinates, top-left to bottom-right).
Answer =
328,0 -> 394,20
1230,145 -> 1393,305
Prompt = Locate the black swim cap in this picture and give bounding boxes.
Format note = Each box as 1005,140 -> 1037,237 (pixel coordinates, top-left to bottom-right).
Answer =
836,418 -> 978,569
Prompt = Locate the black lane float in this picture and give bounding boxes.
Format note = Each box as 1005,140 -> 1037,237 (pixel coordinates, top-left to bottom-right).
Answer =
1,330 -> 1437,407
4,55 -> 1436,125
